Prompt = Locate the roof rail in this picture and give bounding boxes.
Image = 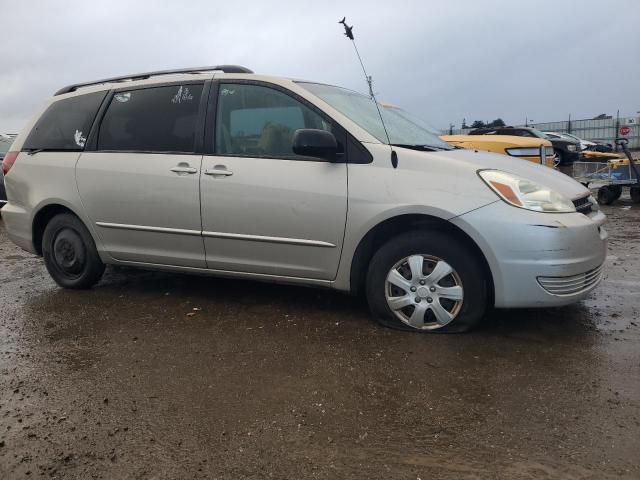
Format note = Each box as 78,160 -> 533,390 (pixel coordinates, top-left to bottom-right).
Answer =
54,65 -> 254,96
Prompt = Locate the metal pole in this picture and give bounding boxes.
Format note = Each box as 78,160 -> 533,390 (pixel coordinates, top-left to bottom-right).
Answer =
615,109 -> 620,152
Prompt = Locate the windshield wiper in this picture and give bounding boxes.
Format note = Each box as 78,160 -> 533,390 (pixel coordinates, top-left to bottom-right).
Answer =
390,143 -> 451,152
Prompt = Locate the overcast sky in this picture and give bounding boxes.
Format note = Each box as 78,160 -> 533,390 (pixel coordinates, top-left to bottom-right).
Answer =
1,0 -> 639,133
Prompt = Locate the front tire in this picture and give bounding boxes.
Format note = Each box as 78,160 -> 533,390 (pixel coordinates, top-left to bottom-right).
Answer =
366,231 -> 488,333
42,213 -> 105,289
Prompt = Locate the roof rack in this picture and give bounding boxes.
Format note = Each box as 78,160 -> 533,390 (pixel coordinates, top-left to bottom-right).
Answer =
54,65 -> 253,96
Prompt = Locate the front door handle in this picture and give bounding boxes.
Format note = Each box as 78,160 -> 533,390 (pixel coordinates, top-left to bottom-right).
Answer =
170,163 -> 198,175
205,165 -> 233,177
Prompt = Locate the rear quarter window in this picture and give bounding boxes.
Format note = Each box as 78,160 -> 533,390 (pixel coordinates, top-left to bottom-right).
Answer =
23,91 -> 107,151
97,84 -> 204,153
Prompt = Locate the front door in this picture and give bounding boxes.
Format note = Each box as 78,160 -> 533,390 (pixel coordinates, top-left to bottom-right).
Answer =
200,82 -> 348,280
77,83 -> 207,268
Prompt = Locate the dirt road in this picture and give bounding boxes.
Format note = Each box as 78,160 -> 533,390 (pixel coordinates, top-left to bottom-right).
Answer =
1,199 -> 639,479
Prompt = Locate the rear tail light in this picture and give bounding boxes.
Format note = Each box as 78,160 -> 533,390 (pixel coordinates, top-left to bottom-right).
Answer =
2,151 -> 18,175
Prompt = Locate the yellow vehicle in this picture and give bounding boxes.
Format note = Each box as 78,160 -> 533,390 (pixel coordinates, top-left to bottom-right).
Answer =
582,150 -> 622,161
441,134 -> 556,168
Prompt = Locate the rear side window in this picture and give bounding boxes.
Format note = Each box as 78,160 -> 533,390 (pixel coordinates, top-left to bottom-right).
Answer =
23,91 -> 106,151
98,84 -> 204,153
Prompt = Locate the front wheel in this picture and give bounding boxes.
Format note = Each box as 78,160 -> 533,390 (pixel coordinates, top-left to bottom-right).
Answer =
42,213 -> 105,289
366,231 -> 488,333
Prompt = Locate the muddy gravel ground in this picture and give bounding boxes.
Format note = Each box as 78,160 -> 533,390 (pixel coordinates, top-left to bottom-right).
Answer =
1,200 -> 639,480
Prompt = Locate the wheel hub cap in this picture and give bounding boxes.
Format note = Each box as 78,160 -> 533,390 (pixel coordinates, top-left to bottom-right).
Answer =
384,254 -> 464,330
53,229 -> 86,275
417,286 -> 429,298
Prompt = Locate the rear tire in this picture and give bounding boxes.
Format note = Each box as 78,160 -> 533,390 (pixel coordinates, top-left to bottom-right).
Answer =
365,231 -> 488,333
42,213 -> 105,289
597,185 -> 618,205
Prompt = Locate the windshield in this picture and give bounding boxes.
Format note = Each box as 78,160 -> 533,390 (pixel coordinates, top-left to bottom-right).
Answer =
298,82 -> 452,150
562,133 -> 580,141
524,128 -> 549,139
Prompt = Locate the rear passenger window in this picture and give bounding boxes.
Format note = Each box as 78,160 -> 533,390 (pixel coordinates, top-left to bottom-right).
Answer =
98,84 -> 204,153
23,91 -> 107,151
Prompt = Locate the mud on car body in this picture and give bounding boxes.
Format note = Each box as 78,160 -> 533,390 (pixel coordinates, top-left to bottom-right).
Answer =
1,66 -> 607,333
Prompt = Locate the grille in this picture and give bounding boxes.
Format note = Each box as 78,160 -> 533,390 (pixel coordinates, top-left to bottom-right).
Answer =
538,264 -> 604,296
573,195 -> 593,214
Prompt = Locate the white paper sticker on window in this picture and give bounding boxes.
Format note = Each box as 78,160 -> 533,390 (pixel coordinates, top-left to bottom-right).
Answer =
115,92 -> 131,103
74,130 -> 87,148
172,86 -> 194,104
221,88 -> 235,96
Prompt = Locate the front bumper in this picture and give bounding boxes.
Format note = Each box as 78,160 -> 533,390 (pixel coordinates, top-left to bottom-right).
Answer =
452,201 -> 607,308
560,150 -> 581,164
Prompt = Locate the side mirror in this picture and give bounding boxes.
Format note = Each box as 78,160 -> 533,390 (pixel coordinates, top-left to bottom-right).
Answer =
292,129 -> 339,161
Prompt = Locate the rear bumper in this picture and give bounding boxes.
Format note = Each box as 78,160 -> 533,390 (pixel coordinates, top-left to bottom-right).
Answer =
0,202 -> 37,254
452,202 -> 607,308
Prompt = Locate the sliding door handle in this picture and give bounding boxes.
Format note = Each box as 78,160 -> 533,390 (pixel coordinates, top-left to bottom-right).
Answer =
205,165 -> 233,176
170,164 -> 198,174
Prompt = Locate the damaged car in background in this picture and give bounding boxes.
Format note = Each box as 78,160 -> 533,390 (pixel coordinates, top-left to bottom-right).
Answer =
1,66 -> 607,333
441,133 -> 556,167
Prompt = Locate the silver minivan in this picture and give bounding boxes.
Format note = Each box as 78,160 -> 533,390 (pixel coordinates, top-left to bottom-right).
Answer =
1,66 -> 607,332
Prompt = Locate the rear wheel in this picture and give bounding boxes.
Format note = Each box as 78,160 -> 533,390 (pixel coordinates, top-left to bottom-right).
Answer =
42,213 -> 105,289
366,231 -> 488,333
611,185 -> 623,201
597,185 -> 619,205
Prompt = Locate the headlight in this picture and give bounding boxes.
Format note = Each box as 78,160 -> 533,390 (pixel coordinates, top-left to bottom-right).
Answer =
478,170 -> 576,213
566,144 -> 577,152
505,146 -> 555,157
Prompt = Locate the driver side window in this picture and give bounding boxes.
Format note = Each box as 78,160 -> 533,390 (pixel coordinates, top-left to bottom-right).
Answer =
215,83 -> 332,157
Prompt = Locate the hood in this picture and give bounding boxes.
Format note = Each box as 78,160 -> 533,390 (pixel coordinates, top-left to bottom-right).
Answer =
396,146 -> 591,200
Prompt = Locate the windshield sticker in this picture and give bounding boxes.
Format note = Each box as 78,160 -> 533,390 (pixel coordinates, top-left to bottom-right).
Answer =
221,88 -> 235,96
74,130 -> 86,148
114,92 -> 131,103
172,86 -> 194,104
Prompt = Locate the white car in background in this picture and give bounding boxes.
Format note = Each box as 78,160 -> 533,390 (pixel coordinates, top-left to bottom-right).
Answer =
543,132 -> 595,151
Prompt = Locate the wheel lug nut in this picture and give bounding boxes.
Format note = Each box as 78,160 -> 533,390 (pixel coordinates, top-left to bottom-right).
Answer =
419,280 -> 425,285
410,286 -> 417,292
426,297 -> 433,303
429,286 -> 436,292
414,297 -> 421,303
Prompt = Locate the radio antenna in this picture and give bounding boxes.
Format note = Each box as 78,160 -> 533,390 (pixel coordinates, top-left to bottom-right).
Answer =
338,17 -> 392,148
